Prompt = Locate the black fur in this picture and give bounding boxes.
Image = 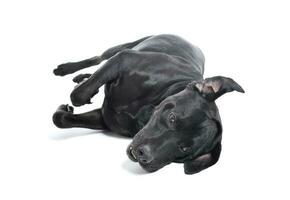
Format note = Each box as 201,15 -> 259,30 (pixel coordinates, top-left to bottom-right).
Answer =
53,34 -> 244,174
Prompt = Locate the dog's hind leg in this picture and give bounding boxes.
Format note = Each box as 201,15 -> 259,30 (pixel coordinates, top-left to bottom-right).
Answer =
69,49 -> 174,107
53,36 -> 152,76
70,49 -> 146,107
53,55 -> 102,76
52,104 -> 107,129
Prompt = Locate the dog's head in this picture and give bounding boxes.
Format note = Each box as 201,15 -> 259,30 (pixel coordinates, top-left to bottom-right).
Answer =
127,76 -> 244,172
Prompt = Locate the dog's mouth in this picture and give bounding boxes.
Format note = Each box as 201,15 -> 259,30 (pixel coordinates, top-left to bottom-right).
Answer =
138,160 -> 169,172
126,144 -> 169,172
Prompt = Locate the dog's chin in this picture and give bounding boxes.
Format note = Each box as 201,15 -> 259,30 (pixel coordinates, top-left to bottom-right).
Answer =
138,160 -> 168,173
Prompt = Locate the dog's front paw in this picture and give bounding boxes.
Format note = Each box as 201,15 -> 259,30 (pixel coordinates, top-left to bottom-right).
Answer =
57,104 -> 74,113
53,63 -> 75,76
70,89 -> 92,107
52,104 -> 74,128
73,73 -> 91,84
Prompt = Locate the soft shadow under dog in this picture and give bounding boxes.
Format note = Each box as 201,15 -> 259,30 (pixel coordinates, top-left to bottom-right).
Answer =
49,128 -> 131,140
121,159 -> 149,175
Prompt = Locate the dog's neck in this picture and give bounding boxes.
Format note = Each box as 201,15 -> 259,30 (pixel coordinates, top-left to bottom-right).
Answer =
155,79 -> 197,104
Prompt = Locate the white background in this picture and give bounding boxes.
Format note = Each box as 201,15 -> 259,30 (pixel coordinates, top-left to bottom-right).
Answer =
0,0 -> 289,199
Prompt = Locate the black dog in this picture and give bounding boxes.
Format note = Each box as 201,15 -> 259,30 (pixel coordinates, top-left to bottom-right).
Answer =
53,34 -> 244,174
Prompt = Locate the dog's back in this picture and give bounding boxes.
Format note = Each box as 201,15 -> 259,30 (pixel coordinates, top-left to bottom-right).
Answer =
133,34 -> 205,74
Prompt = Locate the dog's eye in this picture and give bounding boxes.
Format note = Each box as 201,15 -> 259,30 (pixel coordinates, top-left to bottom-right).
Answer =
168,112 -> 176,125
163,103 -> 175,110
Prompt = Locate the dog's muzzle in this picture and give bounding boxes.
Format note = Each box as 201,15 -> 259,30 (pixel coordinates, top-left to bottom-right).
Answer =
126,144 -> 154,164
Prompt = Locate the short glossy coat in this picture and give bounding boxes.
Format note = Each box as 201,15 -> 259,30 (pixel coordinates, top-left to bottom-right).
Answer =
53,34 -> 244,174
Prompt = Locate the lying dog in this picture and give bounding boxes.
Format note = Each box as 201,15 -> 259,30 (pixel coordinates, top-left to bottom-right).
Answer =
53,34 -> 244,174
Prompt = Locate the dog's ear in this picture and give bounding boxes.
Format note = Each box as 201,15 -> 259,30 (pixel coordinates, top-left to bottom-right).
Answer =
184,142 -> 221,174
192,76 -> 244,101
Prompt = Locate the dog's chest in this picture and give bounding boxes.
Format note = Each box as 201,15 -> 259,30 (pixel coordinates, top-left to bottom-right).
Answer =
102,98 -> 155,136
115,104 -> 155,134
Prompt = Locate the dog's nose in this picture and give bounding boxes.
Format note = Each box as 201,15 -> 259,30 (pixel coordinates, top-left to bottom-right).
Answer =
134,145 -> 154,164
127,145 -> 138,162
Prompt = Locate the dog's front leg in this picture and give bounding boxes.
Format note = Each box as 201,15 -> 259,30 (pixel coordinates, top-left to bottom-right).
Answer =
52,104 -> 107,129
